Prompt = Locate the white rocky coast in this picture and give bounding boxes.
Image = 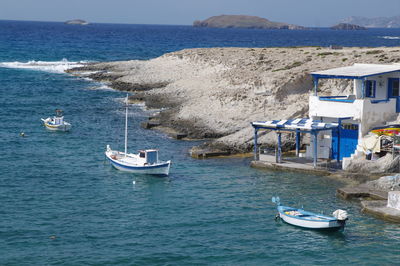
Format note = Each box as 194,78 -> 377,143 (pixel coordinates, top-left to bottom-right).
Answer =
69,46 -> 400,156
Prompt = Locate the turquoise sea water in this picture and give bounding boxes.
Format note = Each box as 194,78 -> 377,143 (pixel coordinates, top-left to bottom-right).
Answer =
1,21 -> 400,265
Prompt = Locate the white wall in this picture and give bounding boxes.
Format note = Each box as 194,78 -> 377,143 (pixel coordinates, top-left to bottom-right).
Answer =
372,76 -> 387,99
350,73 -> 400,100
354,79 -> 362,98
365,72 -> 400,99
309,96 -> 363,120
309,96 -> 397,137
360,98 -> 397,136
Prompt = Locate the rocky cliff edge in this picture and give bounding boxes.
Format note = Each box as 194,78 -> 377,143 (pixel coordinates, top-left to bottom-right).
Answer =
68,47 -> 400,156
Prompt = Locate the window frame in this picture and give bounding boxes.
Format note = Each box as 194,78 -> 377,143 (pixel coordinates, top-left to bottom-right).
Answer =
392,79 -> 400,97
365,80 -> 376,98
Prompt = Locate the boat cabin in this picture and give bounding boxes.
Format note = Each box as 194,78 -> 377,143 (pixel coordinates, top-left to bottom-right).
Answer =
53,109 -> 65,125
53,116 -> 64,125
139,149 -> 159,164
252,63 -> 400,169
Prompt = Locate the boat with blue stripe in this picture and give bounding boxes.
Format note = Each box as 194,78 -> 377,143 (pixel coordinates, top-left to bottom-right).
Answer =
272,197 -> 348,231
105,95 -> 171,176
105,147 -> 171,176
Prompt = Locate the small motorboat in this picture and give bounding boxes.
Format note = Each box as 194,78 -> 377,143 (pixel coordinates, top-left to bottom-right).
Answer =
272,197 -> 348,231
41,109 -> 71,132
371,124 -> 400,136
105,94 -> 171,176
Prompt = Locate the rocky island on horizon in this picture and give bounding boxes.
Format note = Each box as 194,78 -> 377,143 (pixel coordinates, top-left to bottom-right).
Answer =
341,15 -> 400,28
331,23 -> 367,30
65,19 -> 89,25
193,15 -> 305,30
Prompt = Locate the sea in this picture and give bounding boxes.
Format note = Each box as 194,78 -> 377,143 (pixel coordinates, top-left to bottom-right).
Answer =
1,20 -> 400,265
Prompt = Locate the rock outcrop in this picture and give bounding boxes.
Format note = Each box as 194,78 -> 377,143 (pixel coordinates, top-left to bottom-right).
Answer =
366,174 -> 400,191
193,15 -> 304,30
331,23 -> 367,30
345,154 -> 400,174
68,46 -> 400,155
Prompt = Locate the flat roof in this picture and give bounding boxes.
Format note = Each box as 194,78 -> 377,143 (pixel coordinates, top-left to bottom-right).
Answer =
311,63 -> 400,79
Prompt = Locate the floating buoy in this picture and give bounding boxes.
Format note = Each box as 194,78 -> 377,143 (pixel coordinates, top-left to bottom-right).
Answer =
132,180 -> 136,185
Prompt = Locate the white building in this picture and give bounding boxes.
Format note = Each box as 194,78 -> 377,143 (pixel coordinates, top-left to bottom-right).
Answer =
310,63 -> 400,168
252,63 -> 400,169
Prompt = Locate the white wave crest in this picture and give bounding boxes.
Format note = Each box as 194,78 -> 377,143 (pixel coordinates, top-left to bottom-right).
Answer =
0,58 -> 86,73
87,84 -> 114,91
380,36 -> 400,40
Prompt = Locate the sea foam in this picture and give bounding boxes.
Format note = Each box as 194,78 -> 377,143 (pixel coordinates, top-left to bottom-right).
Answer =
380,36 -> 400,40
0,58 -> 85,73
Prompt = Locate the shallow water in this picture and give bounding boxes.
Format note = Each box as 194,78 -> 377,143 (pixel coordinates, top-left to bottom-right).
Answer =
1,21 -> 400,265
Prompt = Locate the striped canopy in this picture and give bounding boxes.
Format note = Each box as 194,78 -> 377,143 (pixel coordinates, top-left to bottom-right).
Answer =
252,118 -> 339,131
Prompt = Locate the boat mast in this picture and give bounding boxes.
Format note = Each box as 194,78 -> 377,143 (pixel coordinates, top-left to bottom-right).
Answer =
124,94 -> 128,157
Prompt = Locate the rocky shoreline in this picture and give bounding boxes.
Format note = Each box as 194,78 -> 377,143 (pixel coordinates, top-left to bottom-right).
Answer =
68,46 -> 400,157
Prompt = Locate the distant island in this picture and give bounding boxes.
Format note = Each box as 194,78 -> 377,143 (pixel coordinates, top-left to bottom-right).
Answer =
193,15 -> 304,30
65,19 -> 89,25
341,15 -> 400,28
331,23 -> 367,30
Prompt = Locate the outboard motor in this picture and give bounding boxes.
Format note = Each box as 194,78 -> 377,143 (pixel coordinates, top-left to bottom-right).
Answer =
333,209 -> 348,227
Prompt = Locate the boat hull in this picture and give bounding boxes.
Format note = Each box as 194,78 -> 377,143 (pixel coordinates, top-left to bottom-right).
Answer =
105,153 -> 171,176
278,206 -> 345,230
42,119 -> 71,132
371,124 -> 400,136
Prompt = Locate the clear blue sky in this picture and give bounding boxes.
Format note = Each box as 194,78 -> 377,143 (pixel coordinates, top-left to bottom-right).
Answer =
1,0 -> 399,27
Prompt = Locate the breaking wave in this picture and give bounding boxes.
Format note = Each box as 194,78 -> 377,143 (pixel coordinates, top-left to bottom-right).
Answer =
88,84 -> 114,91
380,36 -> 400,40
0,58 -> 86,73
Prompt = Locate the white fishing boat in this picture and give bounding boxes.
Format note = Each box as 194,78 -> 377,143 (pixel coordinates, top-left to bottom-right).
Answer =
41,109 -> 71,131
272,197 -> 348,231
105,95 -> 171,176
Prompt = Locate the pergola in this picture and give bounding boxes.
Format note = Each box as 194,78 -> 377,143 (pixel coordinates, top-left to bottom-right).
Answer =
251,118 -> 349,168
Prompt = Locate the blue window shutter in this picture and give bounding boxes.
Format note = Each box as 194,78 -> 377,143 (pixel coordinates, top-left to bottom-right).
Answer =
365,81 -> 370,97
373,80 -> 376,98
365,80 -> 376,98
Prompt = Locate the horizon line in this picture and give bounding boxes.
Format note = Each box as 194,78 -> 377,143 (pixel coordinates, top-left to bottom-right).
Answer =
0,18 -> 397,29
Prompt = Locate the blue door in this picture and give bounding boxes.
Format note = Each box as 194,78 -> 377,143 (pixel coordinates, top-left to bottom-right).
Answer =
332,124 -> 359,160
388,78 -> 400,112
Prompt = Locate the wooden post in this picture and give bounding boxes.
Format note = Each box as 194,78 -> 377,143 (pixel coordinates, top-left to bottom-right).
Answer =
313,131 -> 318,168
296,130 -> 300,156
254,128 -> 258,160
277,132 -> 282,163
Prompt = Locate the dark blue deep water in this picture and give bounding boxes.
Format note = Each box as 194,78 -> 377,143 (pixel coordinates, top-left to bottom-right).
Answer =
1,20 -> 400,265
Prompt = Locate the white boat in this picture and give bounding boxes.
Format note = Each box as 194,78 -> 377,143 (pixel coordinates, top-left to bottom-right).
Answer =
105,95 -> 171,176
41,109 -> 71,131
273,197 -> 348,231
